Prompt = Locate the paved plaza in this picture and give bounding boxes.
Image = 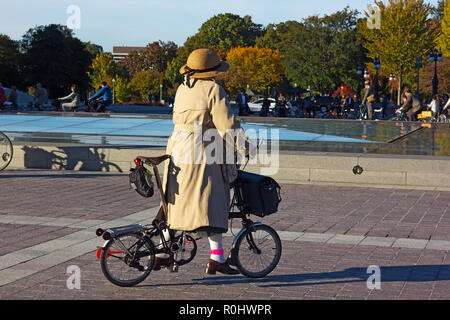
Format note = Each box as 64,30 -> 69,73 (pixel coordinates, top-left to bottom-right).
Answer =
0,169 -> 449,300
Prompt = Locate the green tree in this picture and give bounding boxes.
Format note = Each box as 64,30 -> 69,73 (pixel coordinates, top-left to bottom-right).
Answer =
439,0 -> 450,56
128,70 -> 163,101
185,14 -> 264,53
0,34 -> 21,88
84,41 -> 103,59
358,0 -> 439,104
20,24 -> 92,97
165,57 -> 184,87
256,8 -> 367,93
114,76 -> 132,103
88,52 -> 120,90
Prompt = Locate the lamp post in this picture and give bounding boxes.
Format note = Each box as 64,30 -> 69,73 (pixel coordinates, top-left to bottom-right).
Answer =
415,57 -> 422,99
389,73 -> 396,104
356,66 -> 363,101
429,49 -> 443,96
373,57 -> 381,103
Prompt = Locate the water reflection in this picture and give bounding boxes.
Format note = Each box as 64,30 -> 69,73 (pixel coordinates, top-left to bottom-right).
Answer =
243,118 -> 422,143
279,123 -> 450,157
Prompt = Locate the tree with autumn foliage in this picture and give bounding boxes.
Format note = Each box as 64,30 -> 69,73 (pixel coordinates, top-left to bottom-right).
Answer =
439,0 -> 450,56
88,52 -> 120,90
128,70 -> 164,102
120,40 -> 178,77
358,0 -> 440,104
217,46 -> 283,95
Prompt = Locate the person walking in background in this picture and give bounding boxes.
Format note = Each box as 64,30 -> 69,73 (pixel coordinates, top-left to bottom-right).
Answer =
148,92 -> 153,105
238,90 -> 249,116
427,95 -> 440,118
443,94 -> 450,116
381,94 -> 388,119
33,83 -> 48,111
90,81 -> 112,112
58,84 -> 80,112
260,95 -> 271,117
361,81 -> 375,120
6,85 -> 18,110
0,82 -> 7,110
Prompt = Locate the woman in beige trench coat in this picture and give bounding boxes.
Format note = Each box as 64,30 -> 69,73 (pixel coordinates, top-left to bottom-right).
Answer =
154,49 -> 247,275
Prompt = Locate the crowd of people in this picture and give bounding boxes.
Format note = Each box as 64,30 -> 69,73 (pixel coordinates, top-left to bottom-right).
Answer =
234,82 -> 450,122
236,89 -> 365,119
0,82 -> 113,113
0,82 -> 19,110
1,80 -> 449,121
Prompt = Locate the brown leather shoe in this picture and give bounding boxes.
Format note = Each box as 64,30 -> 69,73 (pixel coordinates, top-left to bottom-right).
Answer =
152,256 -> 174,271
205,259 -> 240,275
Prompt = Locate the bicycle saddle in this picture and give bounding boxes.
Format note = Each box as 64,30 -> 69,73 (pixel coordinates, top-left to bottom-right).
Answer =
137,155 -> 171,166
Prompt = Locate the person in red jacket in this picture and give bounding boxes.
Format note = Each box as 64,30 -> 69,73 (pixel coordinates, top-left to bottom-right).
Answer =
0,83 -> 8,110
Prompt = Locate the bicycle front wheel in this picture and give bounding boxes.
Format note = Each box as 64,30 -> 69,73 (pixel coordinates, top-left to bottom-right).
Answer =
234,224 -> 282,278
0,132 -> 13,171
100,232 -> 155,287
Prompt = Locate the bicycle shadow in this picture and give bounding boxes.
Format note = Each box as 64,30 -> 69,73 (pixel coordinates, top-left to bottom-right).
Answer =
137,264 -> 450,288
22,146 -> 123,172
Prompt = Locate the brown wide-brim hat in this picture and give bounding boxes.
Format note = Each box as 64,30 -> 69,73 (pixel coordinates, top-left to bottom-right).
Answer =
179,48 -> 230,79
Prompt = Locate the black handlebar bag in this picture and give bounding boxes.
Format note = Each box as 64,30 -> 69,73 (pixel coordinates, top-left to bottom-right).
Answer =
129,166 -> 154,198
236,171 -> 281,217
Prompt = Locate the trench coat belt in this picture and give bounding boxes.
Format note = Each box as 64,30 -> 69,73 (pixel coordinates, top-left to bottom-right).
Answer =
173,123 -> 214,133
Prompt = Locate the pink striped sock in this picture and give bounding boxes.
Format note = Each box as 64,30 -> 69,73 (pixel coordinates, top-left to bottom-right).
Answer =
210,249 -> 224,255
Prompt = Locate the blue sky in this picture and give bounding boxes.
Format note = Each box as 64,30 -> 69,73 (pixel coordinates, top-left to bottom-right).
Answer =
0,0 -> 440,52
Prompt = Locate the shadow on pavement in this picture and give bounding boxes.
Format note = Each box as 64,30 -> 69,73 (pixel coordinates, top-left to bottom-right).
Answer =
137,265 -> 450,288
21,146 -> 123,173
0,173 -> 125,179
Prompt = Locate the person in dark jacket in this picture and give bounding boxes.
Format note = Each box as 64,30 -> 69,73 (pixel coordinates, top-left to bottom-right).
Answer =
90,81 -> 112,112
397,88 -> 422,121
361,81 -> 375,120
7,85 -> 18,110
237,90 -> 249,116
260,96 -> 271,117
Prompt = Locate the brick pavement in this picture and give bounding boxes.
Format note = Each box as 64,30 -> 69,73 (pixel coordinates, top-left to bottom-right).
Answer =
0,169 -> 449,300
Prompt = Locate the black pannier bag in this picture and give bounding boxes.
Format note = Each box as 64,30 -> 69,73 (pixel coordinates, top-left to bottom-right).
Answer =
129,166 -> 154,198
236,171 -> 281,217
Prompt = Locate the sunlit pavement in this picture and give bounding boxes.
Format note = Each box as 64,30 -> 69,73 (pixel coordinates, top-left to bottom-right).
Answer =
0,169 -> 449,300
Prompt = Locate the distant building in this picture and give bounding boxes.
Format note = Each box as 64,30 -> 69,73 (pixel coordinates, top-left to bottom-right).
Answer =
112,46 -> 146,63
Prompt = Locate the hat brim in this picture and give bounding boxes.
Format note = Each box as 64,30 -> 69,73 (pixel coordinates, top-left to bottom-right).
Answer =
179,61 -> 230,79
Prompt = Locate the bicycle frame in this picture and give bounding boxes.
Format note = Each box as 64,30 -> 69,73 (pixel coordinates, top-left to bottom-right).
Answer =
228,179 -> 264,258
97,155 -> 267,271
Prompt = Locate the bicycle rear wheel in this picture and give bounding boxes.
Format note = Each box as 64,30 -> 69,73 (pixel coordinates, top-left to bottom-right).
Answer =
233,224 -> 282,278
0,131 -> 13,171
100,232 -> 155,287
